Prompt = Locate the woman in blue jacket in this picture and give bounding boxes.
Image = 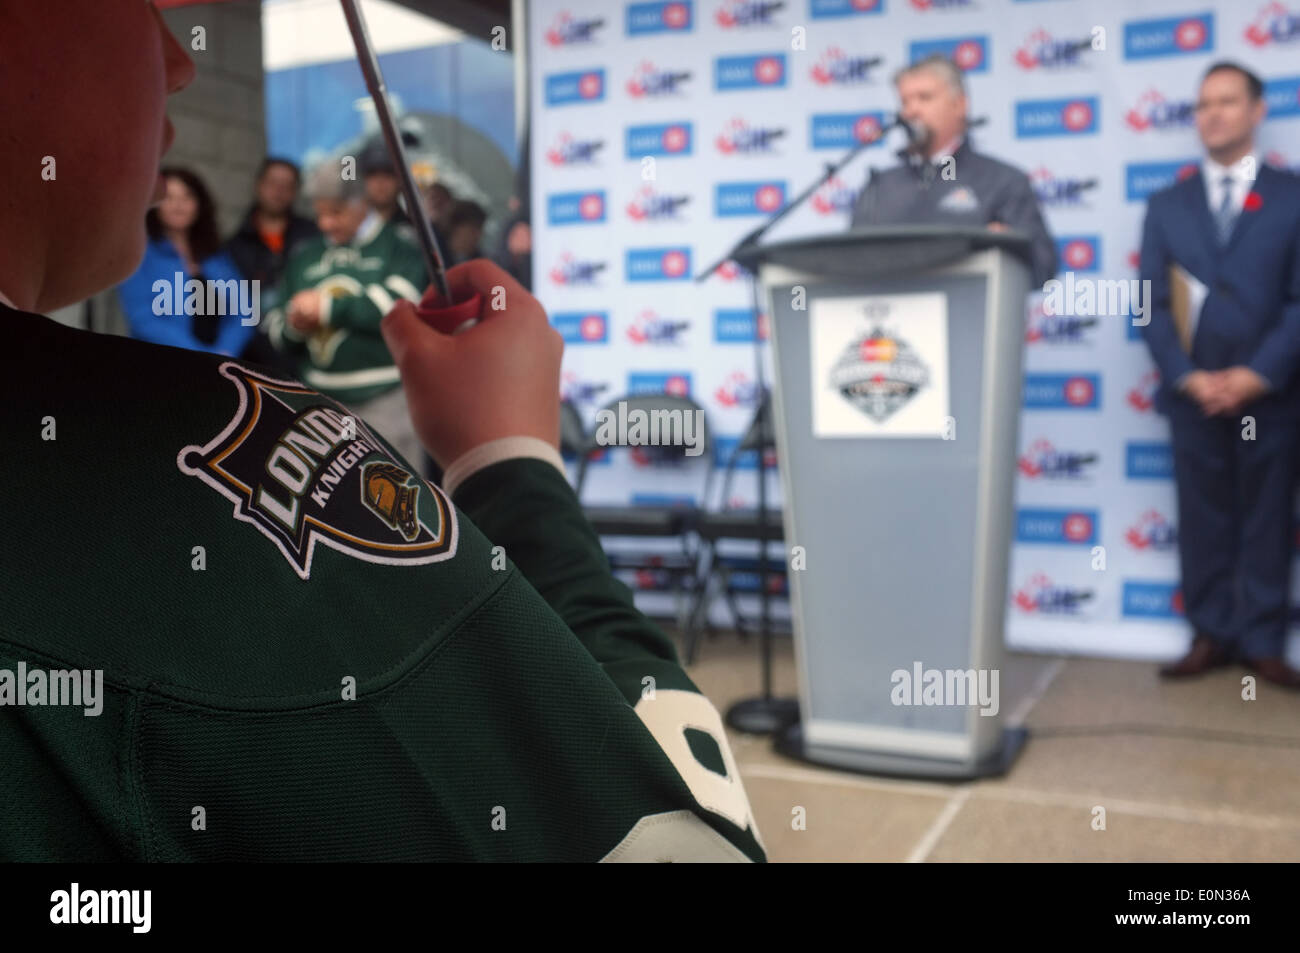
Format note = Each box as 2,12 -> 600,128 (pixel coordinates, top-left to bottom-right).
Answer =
118,167 -> 257,356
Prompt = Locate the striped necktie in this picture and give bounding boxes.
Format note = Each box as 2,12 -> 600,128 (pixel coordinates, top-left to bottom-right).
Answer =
1214,174 -> 1237,246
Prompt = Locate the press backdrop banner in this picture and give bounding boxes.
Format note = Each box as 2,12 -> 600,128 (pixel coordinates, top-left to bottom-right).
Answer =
527,0 -> 1300,663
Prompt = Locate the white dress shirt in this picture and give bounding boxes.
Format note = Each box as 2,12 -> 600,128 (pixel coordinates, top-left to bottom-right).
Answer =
1202,152 -> 1258,218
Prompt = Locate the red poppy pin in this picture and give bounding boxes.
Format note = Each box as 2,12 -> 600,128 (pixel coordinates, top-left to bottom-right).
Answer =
1243,191 -> 1263,212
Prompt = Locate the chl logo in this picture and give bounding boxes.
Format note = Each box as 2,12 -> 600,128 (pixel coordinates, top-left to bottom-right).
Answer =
178,364 -> 457,579
829,317 -> 931,423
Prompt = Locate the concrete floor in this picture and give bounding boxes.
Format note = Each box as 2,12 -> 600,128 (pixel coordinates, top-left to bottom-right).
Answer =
674,628 -> 1300,862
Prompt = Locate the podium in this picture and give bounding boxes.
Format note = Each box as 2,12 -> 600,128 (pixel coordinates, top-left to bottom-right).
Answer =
734,226 -> 1033,779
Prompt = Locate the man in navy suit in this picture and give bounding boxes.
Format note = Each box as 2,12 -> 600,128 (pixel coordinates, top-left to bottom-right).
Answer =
1140,62 -> 1300,688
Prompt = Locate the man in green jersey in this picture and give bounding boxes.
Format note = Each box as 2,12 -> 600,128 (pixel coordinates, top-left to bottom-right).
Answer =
0,0 -> 764,862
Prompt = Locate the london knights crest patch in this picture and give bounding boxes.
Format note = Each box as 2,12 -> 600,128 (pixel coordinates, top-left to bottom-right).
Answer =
178,363 -> 457,579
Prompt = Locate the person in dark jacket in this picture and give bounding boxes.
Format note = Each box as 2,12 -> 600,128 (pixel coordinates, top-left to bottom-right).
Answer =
225,157 -> 320,369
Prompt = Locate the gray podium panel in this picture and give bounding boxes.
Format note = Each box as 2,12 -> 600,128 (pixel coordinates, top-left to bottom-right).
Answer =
759,243 -> 1029,777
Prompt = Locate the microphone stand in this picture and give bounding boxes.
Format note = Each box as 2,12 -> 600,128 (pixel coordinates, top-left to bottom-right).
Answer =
694,127 -> 892,734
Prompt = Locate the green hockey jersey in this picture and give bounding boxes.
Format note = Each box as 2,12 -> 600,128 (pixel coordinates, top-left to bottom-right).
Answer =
265,214 -> 427,405
0,303 -> 766,862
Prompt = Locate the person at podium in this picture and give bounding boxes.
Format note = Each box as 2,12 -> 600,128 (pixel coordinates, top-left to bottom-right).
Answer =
850,54 -> 1058,288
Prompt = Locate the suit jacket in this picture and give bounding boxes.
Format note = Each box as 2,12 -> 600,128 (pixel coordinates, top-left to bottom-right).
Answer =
849,139 -> 1058,287
1139,163 -> 1300,415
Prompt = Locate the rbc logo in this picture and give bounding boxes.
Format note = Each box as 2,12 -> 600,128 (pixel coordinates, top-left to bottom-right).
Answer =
715,53 -> 787,90
1125,442 -> 1175,480
908,0 -> 973,9
626,1 -> 693,35
715,118 -> 786,154
810,112 -> 887,149
1125,160 -> 1199,201
1124,14 -> 1214,59
552,312 -> 609,344
1016,97 -> 1099,137
628,371 -> 692,397
811,48 -> 882,85
1057,236 -> 1100,272
1023,373 -> 1101,409
714,309 -> 764,342
1122,582 -> 1183,619
909,36 -> 988,72
716,181 -> 786,216
547,191 -> 606,226
811,0 -> 884,16
1014,29 -> 1093,69
1016,509 -> 1099,546
627,247 -> 692,281
1265,77 -> 1300,119
626,122 -> 693,158
545,69 -> 605,106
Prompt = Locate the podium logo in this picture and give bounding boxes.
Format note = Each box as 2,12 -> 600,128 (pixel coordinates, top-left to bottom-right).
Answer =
1014,28 -> 1094,69
715,181 -> 786,216
1016,508 -> 1098,546
812,0 -> 885,17
626,247 -> 692,281
1124,13 -> 1214,59
1125,441 -> 1174,480
1122,582 -> 1184,619
547,190 -> 606,225
1015,97 -> 1099,137
828,320 -> 931,423
626,122 -> 693,157
1023,373 -> 1100,409
1126,509 -> 1178,552
1245,2 -> 1300,46
890,663 -> 999,717
626,1 -> 693,35
811,48 -> 882,85
545,11 -> 606,46
715,53 -> 787,90
1013,573 -> 1095,616
552,311 -> 609,344
811,111 -> 888,149
545,69 -> 606,105
909,36 -> 988,73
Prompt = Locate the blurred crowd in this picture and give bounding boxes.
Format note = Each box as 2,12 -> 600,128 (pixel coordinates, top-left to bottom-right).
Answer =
117,143 -> 532,472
